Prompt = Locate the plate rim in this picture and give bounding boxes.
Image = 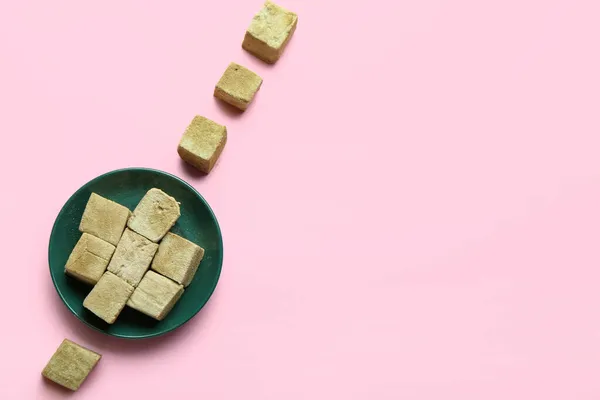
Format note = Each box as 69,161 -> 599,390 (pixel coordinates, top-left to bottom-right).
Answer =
48,167 -> 224,339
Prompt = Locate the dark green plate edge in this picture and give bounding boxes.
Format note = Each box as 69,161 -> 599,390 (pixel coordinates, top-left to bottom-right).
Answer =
48,167 -> 224,340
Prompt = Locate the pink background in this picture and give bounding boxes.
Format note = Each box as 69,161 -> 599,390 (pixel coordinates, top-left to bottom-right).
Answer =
1,0 -> 600,398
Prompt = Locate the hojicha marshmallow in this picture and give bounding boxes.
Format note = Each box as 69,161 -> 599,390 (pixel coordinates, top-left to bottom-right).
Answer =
107,228 -> 159,287
177,115 -> 227,174
42,339 -> 101,391
127,270 -> 184,320
242,1 -> 298,63
127,188 -> 180,242
83,271 -> 134,324
64,233 -> 115,285
79,193 -> 130,246
151,232 -> 205,287
214,62 -> 263,111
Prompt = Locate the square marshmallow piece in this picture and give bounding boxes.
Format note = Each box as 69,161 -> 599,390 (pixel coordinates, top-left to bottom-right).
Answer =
151,232 -> 205,287
83,271 -> 134,324
127,271 -> 184,320
242,1 -> 298,63
64,233 -> 115,284
42,339 -> 101,391
214,62 -> 263,111
79,192 -> 131,246
127,188 -> 181,242
107,228 -> 159,287
178,115 -> 227,174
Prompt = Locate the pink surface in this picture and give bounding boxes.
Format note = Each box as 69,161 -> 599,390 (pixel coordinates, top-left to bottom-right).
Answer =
1,0 -> 600,398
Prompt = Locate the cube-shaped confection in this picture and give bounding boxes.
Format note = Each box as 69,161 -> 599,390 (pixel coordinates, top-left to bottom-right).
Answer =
79,193 -> 131,245
242,1 -> 298,64
42,339 -> 101,391
64,233 -> 116,284
127,188 -> 180,242
83,271 -> 134,324
127,271 -> 184,320
214,62 -> 263,111
107,228 -> 159,286
151,232 -> 205,287
177,115 -> 227,174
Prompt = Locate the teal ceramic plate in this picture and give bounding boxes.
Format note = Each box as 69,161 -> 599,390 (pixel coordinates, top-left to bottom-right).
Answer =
48,168 -> 223,339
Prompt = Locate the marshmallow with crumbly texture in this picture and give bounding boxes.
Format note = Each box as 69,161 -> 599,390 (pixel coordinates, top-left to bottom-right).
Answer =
79,193 -> 131,246
83,271 -> 134,324
151,232 -> 205,287
107,228 -> 159,287
242,1 -> 298,64
127,188 -> 181,242
64,233 -> 115,284
177,115 -> 227,174
214,62 -> 263,111
127,271 -> 184,320
42,339 -> 101,391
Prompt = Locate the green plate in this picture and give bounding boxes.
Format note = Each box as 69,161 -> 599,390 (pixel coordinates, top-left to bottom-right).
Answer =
48,167 -> 223,339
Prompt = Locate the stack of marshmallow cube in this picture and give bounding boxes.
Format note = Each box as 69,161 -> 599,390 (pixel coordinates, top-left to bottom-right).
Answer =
65,189 -> 205,324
